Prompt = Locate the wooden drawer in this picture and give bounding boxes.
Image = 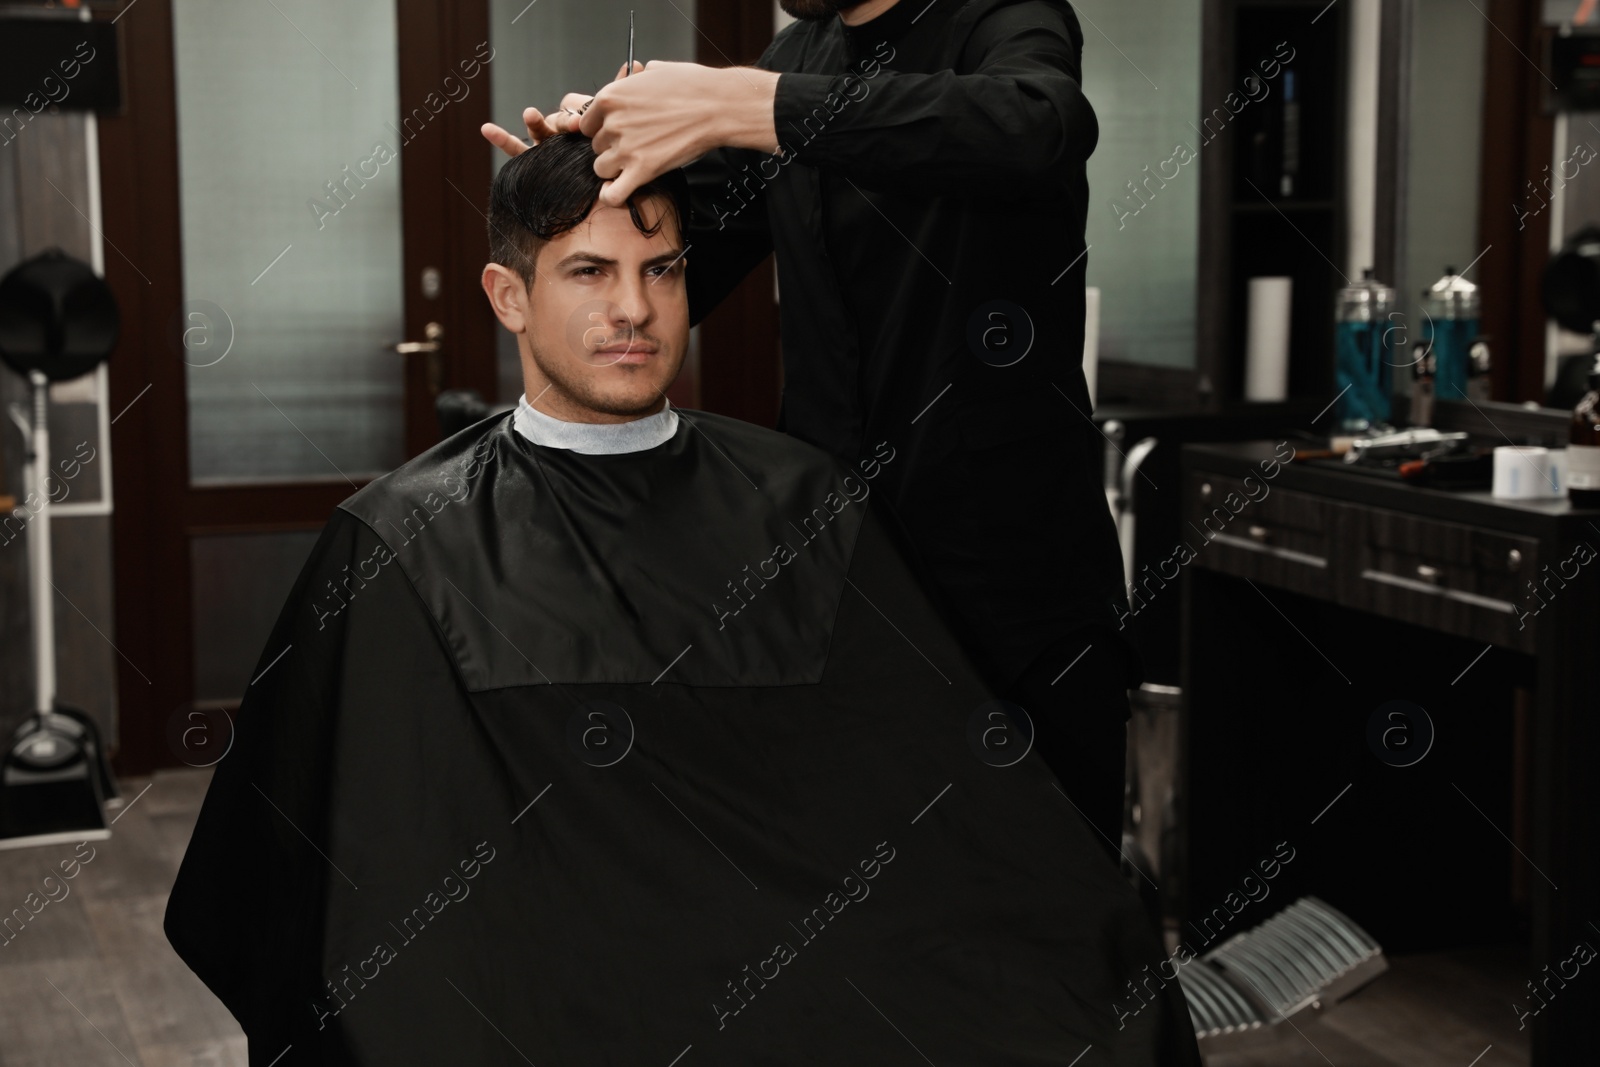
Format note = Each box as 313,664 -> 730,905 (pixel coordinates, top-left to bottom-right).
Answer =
1346,507 -> 1539,653
1185,471 -> 1341,600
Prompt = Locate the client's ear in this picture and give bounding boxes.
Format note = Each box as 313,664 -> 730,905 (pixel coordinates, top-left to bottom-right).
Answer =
481,263 -> 531,333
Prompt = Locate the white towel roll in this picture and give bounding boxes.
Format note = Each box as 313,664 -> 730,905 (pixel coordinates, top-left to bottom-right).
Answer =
1246,276 -> 1293,402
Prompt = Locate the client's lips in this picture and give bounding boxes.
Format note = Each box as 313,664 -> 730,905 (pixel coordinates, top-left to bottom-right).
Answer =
591,342 -> 658,365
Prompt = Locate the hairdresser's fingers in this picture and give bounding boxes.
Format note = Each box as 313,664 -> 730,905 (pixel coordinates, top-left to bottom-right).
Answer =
614,61 -> 645,81
590,137 -> 621,179
559,91 -> 595,114
545,110 -> 584,136
587,123 -> 623,193
480,122 -> 530,158
523,106 -> 563,144
596,163 -> 652,209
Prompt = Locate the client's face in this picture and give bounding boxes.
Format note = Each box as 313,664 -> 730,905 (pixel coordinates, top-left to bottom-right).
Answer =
522,197 -> 688,421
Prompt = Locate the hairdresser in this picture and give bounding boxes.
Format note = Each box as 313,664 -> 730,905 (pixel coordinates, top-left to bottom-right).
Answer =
483,0 -> 1137,854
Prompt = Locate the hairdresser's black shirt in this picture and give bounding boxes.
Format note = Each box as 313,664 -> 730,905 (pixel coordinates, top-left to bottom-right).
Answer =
685,0 -> 1130,688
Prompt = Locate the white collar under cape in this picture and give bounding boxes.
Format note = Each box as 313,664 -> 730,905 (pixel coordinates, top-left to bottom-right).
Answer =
512,392 -> 679,455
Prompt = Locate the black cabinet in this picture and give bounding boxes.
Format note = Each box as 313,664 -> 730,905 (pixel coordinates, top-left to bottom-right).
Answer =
1181,441 -> 1599,1064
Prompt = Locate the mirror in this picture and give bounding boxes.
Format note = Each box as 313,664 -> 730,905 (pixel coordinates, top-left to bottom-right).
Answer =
1543,111 -> 1600,407
1077,0 -> 1202,373
1396,0 -> 1490,404
1526,1 -> 1600,408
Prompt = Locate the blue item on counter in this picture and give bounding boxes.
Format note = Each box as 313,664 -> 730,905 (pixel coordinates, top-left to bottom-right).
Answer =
1335,319 -> 1393,426
1424,316 -> 1477,400
1421,269 -> 1481,401
1334,269 -> 1396,432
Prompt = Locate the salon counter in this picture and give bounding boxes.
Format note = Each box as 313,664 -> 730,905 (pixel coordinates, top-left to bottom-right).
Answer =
1179,440 -> 1598,1065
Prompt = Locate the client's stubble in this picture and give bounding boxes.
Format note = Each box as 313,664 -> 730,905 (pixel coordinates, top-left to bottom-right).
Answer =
779,0 -> 871,20
531,321 -> 671,419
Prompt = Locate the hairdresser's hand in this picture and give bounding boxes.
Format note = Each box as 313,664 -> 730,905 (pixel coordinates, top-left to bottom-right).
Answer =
479,62 -> 644,158
580,61 -> 780,207
479,108 -> 554,157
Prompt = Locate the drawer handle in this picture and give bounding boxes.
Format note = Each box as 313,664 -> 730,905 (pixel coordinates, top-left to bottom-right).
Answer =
1200,481 -> 1213,502
1416,564 -> 1441,583
1248,524 -> 1270,544
1507,548 -> 1522,573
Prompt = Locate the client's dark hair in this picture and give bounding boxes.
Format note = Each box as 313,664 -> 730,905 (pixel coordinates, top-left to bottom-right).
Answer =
488,133 -> 691,285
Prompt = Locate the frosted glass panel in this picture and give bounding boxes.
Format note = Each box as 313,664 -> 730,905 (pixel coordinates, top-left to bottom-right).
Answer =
1080,0 -> 1201,368
173,0 -> 406,484
489,0 -> 699,404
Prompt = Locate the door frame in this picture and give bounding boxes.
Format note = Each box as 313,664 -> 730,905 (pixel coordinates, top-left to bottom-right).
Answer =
1475,0 -> 1554,405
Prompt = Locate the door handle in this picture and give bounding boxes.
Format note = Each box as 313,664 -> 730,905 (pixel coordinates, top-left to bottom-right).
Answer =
393,321 -> 444,354
393,322 -> 445,395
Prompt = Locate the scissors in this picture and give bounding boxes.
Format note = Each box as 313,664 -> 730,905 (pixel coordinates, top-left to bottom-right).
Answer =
578,11 -> 633,116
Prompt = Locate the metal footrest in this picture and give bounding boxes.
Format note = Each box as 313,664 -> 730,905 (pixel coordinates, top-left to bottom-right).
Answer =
1179,896 -> 1388,1041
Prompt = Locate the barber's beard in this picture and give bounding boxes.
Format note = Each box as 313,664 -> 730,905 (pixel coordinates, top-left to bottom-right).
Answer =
779,0 -> 867,20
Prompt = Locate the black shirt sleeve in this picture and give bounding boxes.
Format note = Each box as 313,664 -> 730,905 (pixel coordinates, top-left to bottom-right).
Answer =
772,1 -> 1098,196
684,145 -> 775,327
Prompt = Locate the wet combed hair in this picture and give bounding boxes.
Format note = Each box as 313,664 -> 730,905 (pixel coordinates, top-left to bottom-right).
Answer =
488,133 -> 692,285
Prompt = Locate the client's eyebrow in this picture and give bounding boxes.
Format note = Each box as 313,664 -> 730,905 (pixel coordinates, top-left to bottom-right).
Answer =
553,249 -> 687,271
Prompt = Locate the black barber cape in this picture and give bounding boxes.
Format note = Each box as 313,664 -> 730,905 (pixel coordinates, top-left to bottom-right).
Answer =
685,0 -> 1131,687
165,410 -> 1198,1066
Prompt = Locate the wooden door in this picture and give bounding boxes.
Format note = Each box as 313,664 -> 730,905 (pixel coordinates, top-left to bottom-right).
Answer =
100,0 -> 496,774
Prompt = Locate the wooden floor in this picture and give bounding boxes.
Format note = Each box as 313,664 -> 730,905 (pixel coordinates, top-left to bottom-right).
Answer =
1200,944 -> 1529,1066
0,769 -> 245,1067
0,768 -> 1531,1066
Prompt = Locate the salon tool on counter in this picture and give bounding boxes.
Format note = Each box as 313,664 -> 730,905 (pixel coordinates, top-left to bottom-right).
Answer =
1395,449 -> 1495,488
1341,428 -> 1495,488
1419,268 -> 1489,400
1296,429 -> 1492,487
1344,426 -> 1469,466
1333,269 -> 1395,432
1289,424 -> 1492,483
